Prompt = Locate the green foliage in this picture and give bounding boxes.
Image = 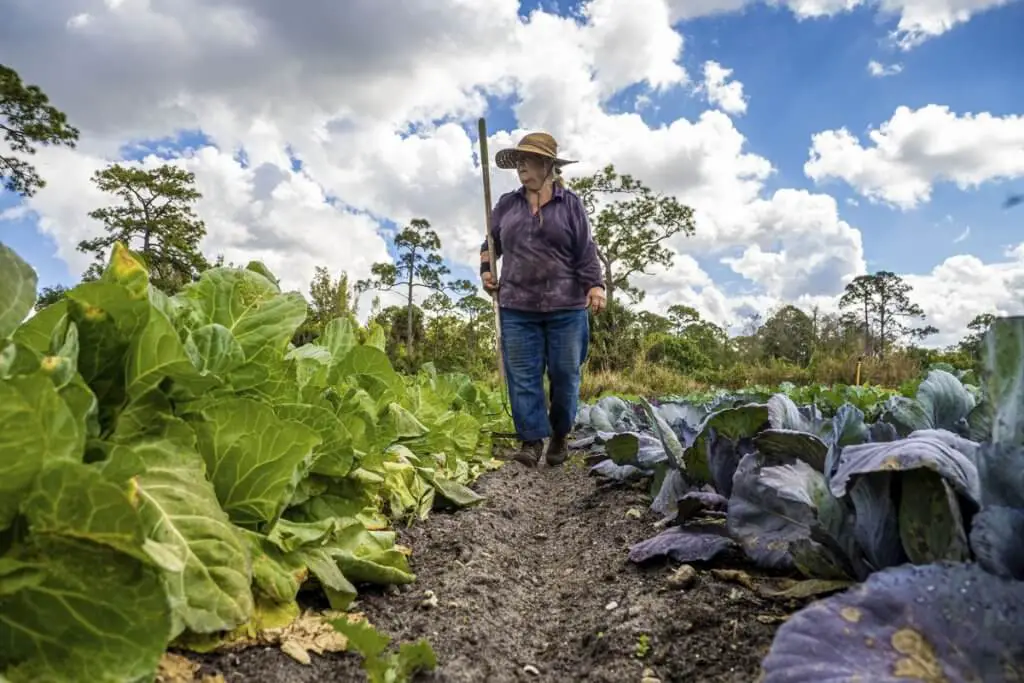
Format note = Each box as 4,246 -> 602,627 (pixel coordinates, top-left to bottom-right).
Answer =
956,312 -> 996,360
0,64 -> 80,197
358,218 -> 475,362
644,332 -> 712,374
34,284 -> 68,311
667,304 -> 700,332
371,305 -> 427,371
309,266 -> 358,324
634,633 -> 651,659
78,163 -> 210,293
839,271 -> 935,357
0,242 -> 37,337
294,267 -> 360,346
759,305 -> 815,365
0,241 -> 509,682
332,615 -> 437,683
572,265 -> 982,392
587,300 -> 644,371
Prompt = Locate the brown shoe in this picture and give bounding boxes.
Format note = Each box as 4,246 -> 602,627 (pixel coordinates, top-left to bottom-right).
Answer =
514,440 -> 543,467
545,435 -> 569,466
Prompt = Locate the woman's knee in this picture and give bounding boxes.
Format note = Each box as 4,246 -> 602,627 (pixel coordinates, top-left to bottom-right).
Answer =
547,354 -> 581,386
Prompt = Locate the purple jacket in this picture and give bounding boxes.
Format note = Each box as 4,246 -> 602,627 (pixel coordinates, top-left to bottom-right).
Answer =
481,184 -> 604,312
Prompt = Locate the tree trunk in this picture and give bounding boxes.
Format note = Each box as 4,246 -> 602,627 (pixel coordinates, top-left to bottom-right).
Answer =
602,259 -> 615,306
603,259 -> 615,331
406,278 -> 414,360
878,303 -> 889,360
862,300 -> 871,356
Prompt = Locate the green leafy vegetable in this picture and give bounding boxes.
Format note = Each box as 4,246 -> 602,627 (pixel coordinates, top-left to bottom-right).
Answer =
0,241 -> 508,680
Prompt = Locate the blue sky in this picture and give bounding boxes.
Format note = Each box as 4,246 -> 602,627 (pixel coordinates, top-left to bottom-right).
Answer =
686,1 -> 1024,272
1,195 -> 64,287
2,0 -> 1022,341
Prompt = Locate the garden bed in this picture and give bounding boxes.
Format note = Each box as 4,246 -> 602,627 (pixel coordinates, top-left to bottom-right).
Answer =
193,457 -> 807,682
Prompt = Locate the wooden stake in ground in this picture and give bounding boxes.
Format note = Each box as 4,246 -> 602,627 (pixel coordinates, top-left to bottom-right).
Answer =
478,117 -> 505,390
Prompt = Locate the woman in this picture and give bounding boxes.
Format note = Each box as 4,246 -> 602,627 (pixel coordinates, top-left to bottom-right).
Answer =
479,132 -> 606,467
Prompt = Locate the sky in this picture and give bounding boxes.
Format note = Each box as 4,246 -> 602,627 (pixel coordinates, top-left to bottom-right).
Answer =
1,0 -> 1023,348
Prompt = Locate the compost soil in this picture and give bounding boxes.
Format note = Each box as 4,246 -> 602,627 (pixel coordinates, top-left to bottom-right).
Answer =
193,454 -> 801,683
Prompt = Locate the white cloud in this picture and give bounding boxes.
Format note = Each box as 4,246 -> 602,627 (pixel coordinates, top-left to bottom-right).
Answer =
904,245 -> 1024,346
805,104 -> 1024,209
720,189 -> 865,300
583,0 -> 688,99
868,60 -> 904,77
881,0 -> 1016,49
953,225 -> 971,243
699,61 -> 748,115
664,0 -> 1014,48
0,0 -> 1019,347
10,143 -> 391,298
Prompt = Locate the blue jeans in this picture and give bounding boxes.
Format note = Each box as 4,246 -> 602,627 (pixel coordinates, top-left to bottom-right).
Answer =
500,308 -> 590,442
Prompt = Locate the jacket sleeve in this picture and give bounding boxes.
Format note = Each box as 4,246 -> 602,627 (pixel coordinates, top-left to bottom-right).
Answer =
570,193 -> 604,290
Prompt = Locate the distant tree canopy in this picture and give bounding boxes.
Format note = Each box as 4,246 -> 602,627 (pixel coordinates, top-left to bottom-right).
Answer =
839,271 -> 936,357
0,64 -> 79,197
357,218 -> 474,363
759,305 -> 815,366
35,284 -> 68,311
79,163 -> 209,293
571,164 -> 696,310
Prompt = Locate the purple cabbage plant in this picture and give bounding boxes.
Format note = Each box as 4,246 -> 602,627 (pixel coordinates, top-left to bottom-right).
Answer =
577,318 -> 1024,681
760,316 -> 1024,681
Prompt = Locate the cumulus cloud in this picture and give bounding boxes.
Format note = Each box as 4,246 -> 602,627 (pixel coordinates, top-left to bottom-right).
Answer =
0,0 -> 1020,347
904,245 -> 1024,346
699,61 -> 748,115
805,104 -> 1024,209
582,0 -> 688,99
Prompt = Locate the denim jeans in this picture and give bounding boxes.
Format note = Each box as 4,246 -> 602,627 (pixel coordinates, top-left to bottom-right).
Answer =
500,307 -> 590,442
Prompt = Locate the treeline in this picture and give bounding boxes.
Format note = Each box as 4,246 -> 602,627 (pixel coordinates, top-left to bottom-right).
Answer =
2,63 -> 995,392
282,185 -> 990,394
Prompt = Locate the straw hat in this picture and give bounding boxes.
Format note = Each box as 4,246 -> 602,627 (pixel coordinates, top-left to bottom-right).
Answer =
495,132 -> 577,169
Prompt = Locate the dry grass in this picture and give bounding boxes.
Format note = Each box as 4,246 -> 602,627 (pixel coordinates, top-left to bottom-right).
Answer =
577,352 -> 922,400
580,362 -> 704,400
810,352 -> 921,387
482,351 -> 924,402
716,352 -> 921,389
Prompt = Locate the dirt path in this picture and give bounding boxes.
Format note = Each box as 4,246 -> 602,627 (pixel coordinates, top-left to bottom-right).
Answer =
195,456 -> 792,682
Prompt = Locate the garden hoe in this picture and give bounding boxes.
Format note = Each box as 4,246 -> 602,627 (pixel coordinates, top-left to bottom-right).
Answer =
477,117 -> 516,430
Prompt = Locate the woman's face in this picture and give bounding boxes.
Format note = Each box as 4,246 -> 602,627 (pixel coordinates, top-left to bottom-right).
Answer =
516,154 -> 550,191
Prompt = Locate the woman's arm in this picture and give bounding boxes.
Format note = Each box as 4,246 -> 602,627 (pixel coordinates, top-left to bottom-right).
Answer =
568,191 -> 606,312
568,193 -> 604,291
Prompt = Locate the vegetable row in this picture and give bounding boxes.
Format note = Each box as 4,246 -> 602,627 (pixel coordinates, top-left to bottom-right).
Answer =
0,242 -> 507,682
579,318 -> 1024,681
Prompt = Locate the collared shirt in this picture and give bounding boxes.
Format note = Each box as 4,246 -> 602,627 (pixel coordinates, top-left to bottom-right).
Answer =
481,183 -> 604,312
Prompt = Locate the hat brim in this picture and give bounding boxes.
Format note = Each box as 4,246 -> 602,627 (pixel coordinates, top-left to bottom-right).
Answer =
495,145 -> 577,170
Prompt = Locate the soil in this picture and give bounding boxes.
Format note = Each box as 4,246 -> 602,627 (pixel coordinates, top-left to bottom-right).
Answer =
192,453 -> 803,683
